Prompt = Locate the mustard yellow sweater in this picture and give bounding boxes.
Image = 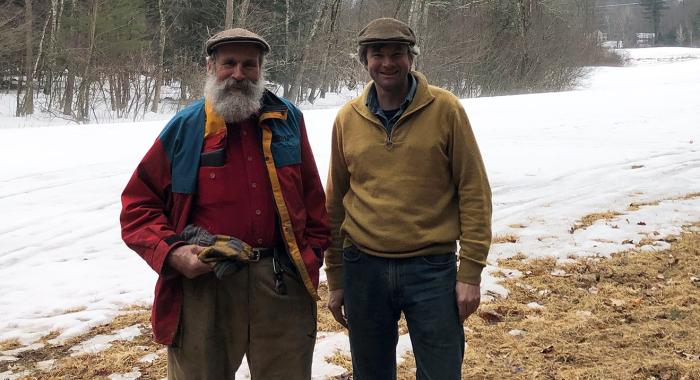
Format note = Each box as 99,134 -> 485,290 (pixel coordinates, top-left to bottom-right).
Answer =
324,71 -> 492,290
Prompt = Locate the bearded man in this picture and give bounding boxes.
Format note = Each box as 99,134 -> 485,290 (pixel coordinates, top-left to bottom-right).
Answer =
120,28 -> 330,380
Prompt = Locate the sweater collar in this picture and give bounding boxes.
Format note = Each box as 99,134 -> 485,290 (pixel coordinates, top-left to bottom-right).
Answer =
353,70 -> 434,125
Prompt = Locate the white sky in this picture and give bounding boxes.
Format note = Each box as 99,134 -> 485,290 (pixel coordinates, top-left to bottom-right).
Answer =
0,47 -> 699,379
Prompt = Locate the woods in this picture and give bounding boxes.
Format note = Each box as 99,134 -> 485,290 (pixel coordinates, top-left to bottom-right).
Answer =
1,0 -> 699,122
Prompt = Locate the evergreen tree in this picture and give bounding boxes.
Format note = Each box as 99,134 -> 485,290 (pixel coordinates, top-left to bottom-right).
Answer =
639,0 -> 669,45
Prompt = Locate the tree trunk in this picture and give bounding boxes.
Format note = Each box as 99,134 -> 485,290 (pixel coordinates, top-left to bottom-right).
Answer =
151,0 -> 166,113
238,0 -> 250,27
407,0 -> 420,33
319,0 -> 340,99
77,0 -> 98,122
282,0 -> 291,98
225,0 -> 233,28
288,0 -> 327,104
44,0 -> 60,101
21,0 -> 34,116
33,11 -> 50,78
63,0 -> 76,116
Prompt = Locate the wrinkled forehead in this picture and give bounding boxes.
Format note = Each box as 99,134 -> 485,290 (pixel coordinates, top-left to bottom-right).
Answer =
366,43 -> 411,54
210,42 -> 264,61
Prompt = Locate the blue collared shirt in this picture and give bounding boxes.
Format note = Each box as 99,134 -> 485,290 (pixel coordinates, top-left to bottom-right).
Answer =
366,73 -> 417,134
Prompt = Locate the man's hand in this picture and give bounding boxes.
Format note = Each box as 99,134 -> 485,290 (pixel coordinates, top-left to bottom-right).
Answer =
166,245 -> 211,279
327,289 -> 347,328
456,281 -> 481,323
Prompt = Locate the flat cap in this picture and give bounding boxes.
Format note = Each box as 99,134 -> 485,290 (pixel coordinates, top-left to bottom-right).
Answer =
357,18 -> 416,46
205,28 -> 271,55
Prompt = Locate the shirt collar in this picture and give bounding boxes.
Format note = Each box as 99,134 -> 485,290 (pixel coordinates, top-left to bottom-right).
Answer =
366,73 -> 417,114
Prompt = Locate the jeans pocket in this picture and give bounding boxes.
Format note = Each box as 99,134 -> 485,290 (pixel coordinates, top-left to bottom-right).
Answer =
342,246 -> 362,263
420,253 -> 457,266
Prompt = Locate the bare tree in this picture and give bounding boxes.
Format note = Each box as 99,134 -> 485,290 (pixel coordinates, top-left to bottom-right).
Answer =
225,0 -> 234,28
63,0 -> 77,116
19,0 -> 34,116
151,0 -> 166,112
238,0 -> 250,27
77,0 -> 98,122
288,0 -> 328,103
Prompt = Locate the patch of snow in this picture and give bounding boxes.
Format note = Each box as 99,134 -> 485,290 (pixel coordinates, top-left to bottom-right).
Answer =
109,368 -> 142,380
138,353 -> 158,364
69,325 -> 142,356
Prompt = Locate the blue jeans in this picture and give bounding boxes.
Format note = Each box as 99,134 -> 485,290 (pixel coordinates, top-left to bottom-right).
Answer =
342,246 -> 464,380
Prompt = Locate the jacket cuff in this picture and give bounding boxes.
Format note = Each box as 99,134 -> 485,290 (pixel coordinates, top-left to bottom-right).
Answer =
155,237 -> 186,277
457,257 -> 484,285
324,267 -> 343,291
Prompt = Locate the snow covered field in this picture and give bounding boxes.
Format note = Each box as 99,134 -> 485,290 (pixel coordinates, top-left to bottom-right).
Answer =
1,48 -> 699,379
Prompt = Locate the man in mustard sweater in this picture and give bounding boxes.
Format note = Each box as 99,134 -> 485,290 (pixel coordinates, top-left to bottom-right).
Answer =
324,18 -> 492,379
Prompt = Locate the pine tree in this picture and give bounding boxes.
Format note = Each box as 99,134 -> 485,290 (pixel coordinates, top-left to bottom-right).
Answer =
639,0 -> 669,45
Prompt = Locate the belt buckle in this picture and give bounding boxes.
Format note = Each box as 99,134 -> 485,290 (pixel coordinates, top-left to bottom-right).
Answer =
249,248 -> 262,262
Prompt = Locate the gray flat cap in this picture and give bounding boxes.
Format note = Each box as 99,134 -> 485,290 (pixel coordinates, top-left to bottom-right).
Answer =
205,28 -> 271,55
358,18 -> 416,46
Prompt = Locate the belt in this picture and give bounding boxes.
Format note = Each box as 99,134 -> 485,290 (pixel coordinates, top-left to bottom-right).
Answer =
249,247 -> 275,262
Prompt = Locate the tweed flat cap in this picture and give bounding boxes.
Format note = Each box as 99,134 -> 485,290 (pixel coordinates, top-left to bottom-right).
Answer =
205,28 -> 271,55
357,18 -> 416,46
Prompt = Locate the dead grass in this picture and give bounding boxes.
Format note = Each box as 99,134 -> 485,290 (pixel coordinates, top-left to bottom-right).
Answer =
5,222 -> 700,379
326,350 -> 352,375
628,200 -> 661,211
493,233 -> 519,244
2,307 -> 165,380
628,192 -> 700,211
0,337 -> 21,351
449,223 -> 700,380
569,211 -> 623,233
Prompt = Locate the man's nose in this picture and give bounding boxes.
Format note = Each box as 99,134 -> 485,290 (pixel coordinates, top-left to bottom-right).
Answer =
230,65 -> 245,81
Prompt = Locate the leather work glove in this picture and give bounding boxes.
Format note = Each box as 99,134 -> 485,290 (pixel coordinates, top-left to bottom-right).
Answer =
179,225 -> 255,278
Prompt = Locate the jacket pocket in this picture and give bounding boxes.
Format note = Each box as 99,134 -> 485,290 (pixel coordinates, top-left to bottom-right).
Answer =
196,165 -> 231,206
200,148 -> 226,167
270,136 -> 301,167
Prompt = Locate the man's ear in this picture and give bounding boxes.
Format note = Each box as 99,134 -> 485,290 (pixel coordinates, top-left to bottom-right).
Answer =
206,56 -> 214,73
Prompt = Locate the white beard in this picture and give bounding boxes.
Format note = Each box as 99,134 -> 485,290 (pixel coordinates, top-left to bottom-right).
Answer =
204,71 -> 266,124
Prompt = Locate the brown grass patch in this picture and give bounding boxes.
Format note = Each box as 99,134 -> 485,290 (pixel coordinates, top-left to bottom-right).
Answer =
2,307 -> 164,380
628,200 -> 661,211
679,192 -> 700,200
325,350 -> 352,374
7,223 -> 700,379
0,338 -> 22,352
447,223 -> 700,379
493,233 -> 519,244
569,211 -> 623,233
629,192 -> 700,211
63,306 -> 87,314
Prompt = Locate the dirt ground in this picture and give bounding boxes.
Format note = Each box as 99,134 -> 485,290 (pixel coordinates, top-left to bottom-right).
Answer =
2,224 -> 699,380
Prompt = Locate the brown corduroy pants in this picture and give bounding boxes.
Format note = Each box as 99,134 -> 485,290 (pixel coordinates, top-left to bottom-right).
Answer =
167,256 -> 317,380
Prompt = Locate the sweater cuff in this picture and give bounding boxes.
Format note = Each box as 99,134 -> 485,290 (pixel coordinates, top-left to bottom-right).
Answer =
324,267 -> 343,291
457,257 -> 484,285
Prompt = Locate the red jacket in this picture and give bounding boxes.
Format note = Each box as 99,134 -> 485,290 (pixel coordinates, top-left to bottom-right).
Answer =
120,92 -> 331,344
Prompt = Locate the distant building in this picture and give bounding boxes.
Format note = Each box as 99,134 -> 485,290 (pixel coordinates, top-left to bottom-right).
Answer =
636,33 -> 655,47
